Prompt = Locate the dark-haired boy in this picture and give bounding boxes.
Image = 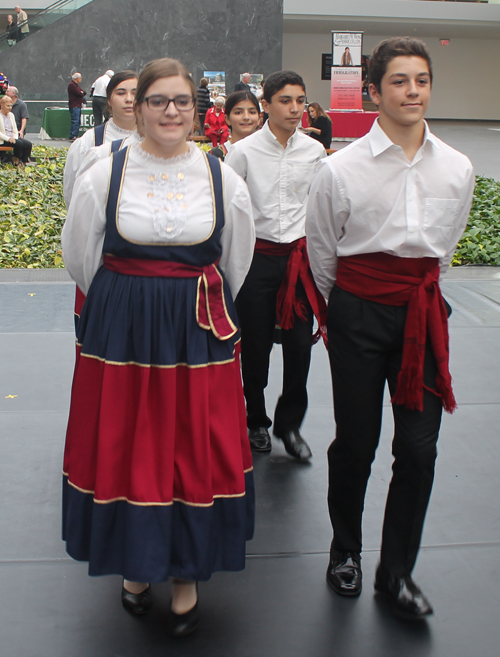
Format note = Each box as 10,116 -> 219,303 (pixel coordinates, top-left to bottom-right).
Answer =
226,71 -> 326,460
306,38 -> 474,618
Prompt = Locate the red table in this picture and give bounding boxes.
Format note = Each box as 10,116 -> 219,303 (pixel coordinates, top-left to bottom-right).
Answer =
302,110 -> 378,139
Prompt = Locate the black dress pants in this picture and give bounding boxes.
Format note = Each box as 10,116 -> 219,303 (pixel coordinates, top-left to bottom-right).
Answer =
11,137 -> 32,163
92,96 -> 108,127
235,251 -> 313,435
327,286 -> 443,576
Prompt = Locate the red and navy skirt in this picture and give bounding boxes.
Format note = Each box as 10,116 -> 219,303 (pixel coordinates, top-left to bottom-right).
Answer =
62,265 -> 254,582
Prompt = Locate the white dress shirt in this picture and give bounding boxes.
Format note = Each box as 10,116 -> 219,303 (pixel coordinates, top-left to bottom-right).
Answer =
91,74 -> 111,98
306,119 -> 475,299
63,119 -> 136,207
225,121 -> 326,243
62,142 -> 255,299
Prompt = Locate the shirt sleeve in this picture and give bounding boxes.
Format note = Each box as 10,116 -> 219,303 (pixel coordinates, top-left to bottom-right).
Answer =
439,162 -> 475,279
78,144 -> 112,185
63,132 -> 93,207
0,117 -> 9,142
61,159 -> 110,294
306,160 -> 349,300
224,144 -> 248,181
218,164 -> 255,298
11,113 -> 18,139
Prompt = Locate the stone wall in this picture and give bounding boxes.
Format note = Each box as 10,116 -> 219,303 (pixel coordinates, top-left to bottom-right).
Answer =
0,0 -> 283,98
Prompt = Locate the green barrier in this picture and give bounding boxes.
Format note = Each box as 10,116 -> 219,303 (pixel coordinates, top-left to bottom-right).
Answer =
40,107 -> 94,138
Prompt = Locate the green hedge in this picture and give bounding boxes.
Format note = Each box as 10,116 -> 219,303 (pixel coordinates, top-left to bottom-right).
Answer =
452,176 -> 500,266
0,145 -> 66,268
0,147 -> 499,268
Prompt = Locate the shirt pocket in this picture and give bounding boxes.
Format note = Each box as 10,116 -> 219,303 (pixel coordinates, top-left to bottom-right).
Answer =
291,163 -> 316,204
423,198 -> 461,246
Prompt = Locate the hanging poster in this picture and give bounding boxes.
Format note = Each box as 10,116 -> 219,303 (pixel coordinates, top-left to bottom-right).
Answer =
331,31 -> 363,110
330,67 -> 363,111
204,71 -> 226,99
332,32 -> 363,67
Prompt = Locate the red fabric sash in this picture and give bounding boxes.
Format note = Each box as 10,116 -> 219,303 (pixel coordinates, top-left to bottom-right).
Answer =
74,285 -> 86,317
255,238 -> 327,347
336,253 -> 456,413
103,254 -> 237,341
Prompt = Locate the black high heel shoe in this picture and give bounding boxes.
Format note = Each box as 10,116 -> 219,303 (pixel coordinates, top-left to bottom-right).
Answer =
167,581 -> 199,637
121,582 -> 152,615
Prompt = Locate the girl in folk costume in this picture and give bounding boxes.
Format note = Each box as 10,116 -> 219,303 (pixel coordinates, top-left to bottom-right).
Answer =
204,96 -> 230,147
61,58 -> 256,638
64,70 -> 139,206
211,90 -> 260,160
64,70 -> 140,333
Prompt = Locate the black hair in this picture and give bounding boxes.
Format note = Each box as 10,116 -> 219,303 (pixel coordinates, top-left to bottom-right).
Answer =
106,70 -> 139,100
369,37 -> 433,93
225,90 -> 260,120
263,70 -> 305,103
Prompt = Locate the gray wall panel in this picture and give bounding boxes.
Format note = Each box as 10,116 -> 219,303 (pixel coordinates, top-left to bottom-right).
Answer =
0,0 -> 283,98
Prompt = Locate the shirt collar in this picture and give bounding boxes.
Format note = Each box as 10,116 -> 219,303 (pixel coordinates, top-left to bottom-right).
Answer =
262,119 -> 298,148
368,118 -> 441,157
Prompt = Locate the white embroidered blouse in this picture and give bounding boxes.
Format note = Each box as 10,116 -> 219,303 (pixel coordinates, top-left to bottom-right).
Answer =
62,142 -> 255,299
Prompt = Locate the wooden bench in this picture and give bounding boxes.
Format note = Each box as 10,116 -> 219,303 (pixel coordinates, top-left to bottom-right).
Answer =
190,135 -> 210,143
326,148 -> 337,155
0,145 -> 14,163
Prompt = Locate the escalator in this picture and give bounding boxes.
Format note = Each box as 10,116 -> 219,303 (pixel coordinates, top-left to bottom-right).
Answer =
0,0 -> 94,55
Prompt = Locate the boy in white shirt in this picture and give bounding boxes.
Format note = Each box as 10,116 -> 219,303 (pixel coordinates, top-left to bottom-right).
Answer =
226,71 -> 326,460
306,37 -> 474,619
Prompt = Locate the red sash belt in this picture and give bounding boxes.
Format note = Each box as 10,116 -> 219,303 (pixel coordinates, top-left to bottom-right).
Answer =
255,238 -> 327,346
103,254 -> 237,341
336,252 -> 456,413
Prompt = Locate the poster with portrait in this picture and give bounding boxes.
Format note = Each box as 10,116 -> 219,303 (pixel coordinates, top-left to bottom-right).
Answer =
332,32 -> 363,68
204,71 -> 226,99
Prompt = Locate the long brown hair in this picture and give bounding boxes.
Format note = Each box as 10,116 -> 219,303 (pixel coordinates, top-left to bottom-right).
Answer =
307,102 -> 331,126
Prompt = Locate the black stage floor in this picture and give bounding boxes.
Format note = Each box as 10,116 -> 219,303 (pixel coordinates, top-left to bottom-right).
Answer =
1,267 -> 499,657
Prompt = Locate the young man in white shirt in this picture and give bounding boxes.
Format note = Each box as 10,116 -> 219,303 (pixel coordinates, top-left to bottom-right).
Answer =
226,71 -> 326,460
306,37 -> 474,619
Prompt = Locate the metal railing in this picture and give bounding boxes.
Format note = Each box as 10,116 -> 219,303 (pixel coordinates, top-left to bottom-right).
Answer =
0,0 -> 94,54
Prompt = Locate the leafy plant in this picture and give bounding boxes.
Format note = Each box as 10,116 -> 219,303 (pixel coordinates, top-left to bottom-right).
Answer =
452,176 -> 500,266
0,145 -> 67,268
0,149 -> 499,269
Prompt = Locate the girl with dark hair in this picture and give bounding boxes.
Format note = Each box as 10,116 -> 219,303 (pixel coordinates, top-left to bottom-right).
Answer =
61,57 -> 255,638
211,90 -> 260,159
303,102 -> 332,150
64,70 -> 138,205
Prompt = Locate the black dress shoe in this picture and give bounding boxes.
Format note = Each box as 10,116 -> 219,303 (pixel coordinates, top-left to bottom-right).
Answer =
275,429 -> 312,460
167,602 -> 200,637
121,583 -> 152,615
374,566 -> 433,620
326,550 -> 362,596
248,427 -> 272,452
